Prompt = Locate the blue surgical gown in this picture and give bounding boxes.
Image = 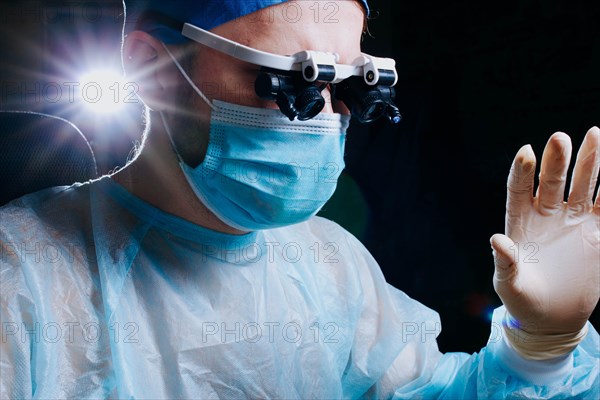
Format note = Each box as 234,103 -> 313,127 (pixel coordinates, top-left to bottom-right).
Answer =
0,177 -> 598,399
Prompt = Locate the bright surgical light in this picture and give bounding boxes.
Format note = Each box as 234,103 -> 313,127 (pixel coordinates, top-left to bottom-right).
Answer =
78,69 -> 133,114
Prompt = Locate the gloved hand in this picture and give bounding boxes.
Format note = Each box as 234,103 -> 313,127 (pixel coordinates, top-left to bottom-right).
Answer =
490,126 -> 600,360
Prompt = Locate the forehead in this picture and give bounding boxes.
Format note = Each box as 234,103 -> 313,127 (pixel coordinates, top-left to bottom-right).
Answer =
210,1 -> 365,64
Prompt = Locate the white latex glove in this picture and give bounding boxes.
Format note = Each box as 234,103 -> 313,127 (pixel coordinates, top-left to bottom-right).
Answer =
491,126 -> 600,360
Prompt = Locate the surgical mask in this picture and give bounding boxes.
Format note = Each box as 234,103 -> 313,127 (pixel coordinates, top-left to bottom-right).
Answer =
161,44 -> 350,231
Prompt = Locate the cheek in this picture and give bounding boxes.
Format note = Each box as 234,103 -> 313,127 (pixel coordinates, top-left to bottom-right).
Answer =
195,60 -> 265,107
199,73 -> 263,107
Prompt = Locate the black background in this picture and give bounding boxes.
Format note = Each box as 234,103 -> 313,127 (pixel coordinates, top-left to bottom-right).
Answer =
0,0 -> 598,354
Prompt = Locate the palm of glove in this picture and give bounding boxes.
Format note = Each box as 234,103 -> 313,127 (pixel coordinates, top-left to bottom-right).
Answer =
491,128 -> 600,336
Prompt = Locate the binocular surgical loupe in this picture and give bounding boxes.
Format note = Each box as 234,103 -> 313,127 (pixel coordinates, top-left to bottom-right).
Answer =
181,23 -> 401,123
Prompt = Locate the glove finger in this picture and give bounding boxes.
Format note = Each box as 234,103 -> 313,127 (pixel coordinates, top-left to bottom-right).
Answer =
536,132 -> 572,214
490,233 -> 516,282
568,127 -> 599,214
490,234 -> 527,317
506,145 -> 536,234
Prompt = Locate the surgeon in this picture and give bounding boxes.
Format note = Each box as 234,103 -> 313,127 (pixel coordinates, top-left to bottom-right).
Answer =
1,0 -> 598,398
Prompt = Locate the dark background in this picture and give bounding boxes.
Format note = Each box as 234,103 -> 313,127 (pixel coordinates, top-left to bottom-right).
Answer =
0,0 -> 598,354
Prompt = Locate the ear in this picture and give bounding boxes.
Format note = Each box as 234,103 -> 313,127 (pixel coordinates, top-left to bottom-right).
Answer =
123,31 -> 177,111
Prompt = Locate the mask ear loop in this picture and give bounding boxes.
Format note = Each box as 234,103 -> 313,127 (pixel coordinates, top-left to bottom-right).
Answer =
159,42 -> 215,165
160,42 -> 215,111
159,110 -> 183,165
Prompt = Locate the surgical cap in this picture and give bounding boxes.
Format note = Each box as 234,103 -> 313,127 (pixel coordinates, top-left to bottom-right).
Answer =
123,0 -> 370,44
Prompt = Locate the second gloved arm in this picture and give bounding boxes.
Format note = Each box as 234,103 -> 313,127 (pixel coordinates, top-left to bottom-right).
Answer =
490,126 -> 600,361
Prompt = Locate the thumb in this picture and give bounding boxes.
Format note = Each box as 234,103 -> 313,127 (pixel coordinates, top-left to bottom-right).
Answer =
490,233 -> 517,283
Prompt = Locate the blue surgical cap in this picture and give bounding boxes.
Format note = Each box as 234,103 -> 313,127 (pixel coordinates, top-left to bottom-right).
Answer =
123,0 -> 370,44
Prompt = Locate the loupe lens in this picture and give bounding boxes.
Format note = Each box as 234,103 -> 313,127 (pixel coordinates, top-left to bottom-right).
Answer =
353,91 -> 386,123
296,87 -> 325,120
359,101 -> 386,123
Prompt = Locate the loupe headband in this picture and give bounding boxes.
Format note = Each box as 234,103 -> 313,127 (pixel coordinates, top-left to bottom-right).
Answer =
181,23 -> 398,86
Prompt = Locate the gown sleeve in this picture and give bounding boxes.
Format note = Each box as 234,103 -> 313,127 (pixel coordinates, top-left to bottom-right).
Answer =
1,213 -> 35,400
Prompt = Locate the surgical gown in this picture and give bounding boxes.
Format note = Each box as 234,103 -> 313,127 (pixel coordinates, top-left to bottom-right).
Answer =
1,177 -> 598,399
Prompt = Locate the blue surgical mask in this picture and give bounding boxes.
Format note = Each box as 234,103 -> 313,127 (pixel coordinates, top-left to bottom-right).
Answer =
161,45 -> 350,231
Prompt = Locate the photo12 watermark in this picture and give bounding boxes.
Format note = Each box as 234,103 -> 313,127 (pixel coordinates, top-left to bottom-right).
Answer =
1,321 -> 139,344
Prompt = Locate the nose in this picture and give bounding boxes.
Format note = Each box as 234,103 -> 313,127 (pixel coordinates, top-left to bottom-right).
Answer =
320,86 -> 350,116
